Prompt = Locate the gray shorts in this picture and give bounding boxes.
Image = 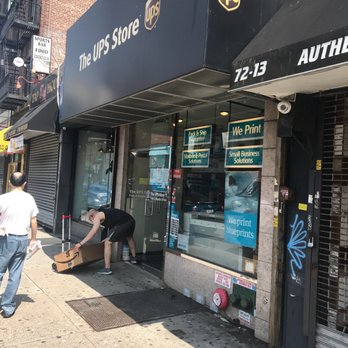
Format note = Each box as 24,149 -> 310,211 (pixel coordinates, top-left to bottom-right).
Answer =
108,219 -> 135,242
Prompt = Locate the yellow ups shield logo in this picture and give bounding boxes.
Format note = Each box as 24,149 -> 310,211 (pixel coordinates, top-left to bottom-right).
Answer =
218,0 -> 241,12
145,0 -> 160,30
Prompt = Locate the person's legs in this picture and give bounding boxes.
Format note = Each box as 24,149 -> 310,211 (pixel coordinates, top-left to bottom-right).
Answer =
126,219 -> 137,264
105,219 -> 137,266
103,240 -> 112,269
1,236 -> 27,317
0,236 -> 11,291
127,237 -> 136,258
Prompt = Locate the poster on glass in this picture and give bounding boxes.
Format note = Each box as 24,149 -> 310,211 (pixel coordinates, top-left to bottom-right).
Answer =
224,171 -> 260,248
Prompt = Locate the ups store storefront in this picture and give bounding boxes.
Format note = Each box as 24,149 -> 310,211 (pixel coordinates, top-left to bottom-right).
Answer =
230,0 -> 348,347
59,0 -> 284,342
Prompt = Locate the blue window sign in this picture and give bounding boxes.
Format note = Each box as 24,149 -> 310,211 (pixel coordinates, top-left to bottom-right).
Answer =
224,171 -> 260,248
228,117 -> 264,143
225,145 -> 263,168
182,149 -> 210,168
225,211 -> 258,248
184,125 -> 212,146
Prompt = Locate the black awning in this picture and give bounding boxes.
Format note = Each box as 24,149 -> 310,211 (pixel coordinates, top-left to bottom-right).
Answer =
230,0 -> 348,97
5,96 -> 58,140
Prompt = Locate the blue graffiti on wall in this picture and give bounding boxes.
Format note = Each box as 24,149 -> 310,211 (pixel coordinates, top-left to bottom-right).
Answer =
287,214 -> 308,279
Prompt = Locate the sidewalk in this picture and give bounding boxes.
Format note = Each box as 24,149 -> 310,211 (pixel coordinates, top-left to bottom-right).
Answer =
0,229 -> 267,348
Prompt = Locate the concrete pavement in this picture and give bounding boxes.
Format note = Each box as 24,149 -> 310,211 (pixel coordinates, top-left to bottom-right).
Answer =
0,228 -> 267,348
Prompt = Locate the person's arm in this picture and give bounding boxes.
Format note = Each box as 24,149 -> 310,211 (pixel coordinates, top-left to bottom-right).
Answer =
29,216 -> 38,248
73,212 -> 103,252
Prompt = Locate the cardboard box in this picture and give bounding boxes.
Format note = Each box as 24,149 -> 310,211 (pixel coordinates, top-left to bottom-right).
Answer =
53,243 -> 104,273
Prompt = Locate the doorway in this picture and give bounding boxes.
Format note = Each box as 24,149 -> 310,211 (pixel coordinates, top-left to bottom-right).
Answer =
125,117 -> 173,273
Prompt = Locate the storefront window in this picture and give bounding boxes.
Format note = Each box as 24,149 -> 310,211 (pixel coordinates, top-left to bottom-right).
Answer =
169,100 -> 264,277
72,130 -> 113,220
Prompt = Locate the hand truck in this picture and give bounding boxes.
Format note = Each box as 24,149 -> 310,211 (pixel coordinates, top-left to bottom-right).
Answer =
61,213 -> 72,252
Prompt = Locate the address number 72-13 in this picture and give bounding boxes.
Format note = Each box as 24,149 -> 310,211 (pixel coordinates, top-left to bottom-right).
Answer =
234,60 -> 268,83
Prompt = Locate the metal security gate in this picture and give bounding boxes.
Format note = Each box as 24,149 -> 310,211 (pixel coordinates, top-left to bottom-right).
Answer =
27,134 -> 59,230
316,91 -> 348,347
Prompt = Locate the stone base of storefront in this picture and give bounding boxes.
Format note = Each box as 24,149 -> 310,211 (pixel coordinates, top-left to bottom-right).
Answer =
163,251 -> 258,331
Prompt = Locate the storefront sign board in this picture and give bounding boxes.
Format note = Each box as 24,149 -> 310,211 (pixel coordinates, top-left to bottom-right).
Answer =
225,145 -> 263,168
7,135 -> 24,154
0,128 -> 10,153
32,35 -> 52,74
182,149 -> 210,168
61,0 -> 283,121
184,125 -> 212,146
231,26 -> 348,92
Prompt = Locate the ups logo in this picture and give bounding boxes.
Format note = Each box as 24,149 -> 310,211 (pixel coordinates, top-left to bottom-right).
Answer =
218,0 -> 241,12
145,0 -> 160,30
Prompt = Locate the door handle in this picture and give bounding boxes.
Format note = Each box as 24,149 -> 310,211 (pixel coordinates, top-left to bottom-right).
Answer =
144,199 -> 154,216
144,198 -> 148,216
289,293 -> 296,298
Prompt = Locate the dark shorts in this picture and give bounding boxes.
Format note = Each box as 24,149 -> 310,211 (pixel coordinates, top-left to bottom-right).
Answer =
107,219 -> 135,242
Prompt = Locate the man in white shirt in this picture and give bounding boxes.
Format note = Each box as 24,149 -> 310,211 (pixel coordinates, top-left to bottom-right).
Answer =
0,172 -> 39,318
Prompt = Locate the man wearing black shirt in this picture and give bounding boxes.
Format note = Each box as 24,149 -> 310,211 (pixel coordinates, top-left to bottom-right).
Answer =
73,208 -> 137,275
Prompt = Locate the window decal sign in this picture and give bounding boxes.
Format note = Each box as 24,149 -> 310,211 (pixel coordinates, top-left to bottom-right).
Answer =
225,145 -> 263,168
184,125 -> 212,146
224,171 -> 260,248
149,145 -> 170,192
182,149 -> 210,168
218,0 -> 241,12
227,117 -> 264,142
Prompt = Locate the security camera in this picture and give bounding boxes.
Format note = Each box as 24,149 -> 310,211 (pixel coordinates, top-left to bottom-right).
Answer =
277,101 -> 292,114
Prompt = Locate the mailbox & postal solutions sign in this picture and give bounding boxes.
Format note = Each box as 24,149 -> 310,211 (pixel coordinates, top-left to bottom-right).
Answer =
182,125 -> 212,168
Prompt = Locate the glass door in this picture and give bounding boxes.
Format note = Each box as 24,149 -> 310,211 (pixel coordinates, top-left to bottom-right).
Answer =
126,117 -> 173,271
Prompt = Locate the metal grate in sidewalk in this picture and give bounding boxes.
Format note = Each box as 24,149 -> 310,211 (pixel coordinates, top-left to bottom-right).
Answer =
67,287 -> 205,331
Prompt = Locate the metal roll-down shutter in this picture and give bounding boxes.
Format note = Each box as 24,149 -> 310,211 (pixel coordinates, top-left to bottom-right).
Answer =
316,90 -> 348,347
27,134 -> 59,230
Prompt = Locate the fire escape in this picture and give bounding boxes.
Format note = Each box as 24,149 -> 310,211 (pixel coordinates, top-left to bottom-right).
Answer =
0,0 -> 40,110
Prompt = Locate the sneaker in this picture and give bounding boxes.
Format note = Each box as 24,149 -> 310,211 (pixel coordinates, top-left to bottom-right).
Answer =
130,256 -> 138,264
1,310 -> 15,318
97,268 -> 113,275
